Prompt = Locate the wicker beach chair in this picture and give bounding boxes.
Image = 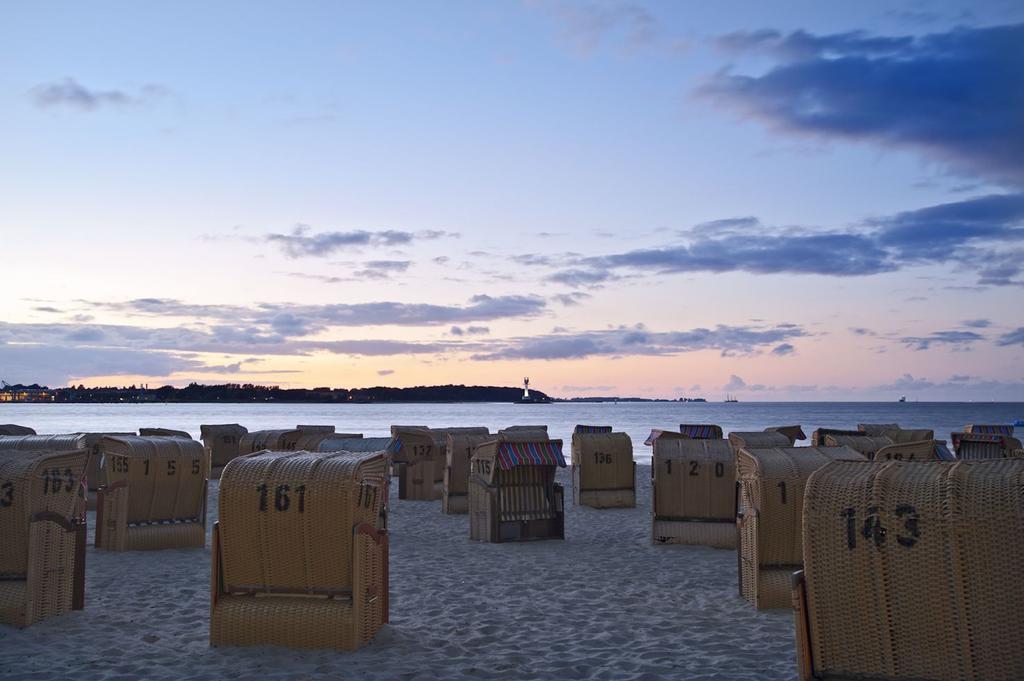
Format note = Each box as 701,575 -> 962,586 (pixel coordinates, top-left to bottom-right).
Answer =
571,430 -> 635,508
199,424 -> 248,480
296,424 -> 337,433
468,435 -> 566,542
95,435 -> 208,551
678,424 -> 724,439
951,432 -> 1023,459
292,430 -> 361,452
0,425 -> 36,436
498,425 -> 550,440
139,427 -> 192,439
823,433 -> 894,457
210,450 -> 389,650
390,426 -> 445,500
810,428 -> 862,447
736,446 -> 864,610
651,437 -> 735,548
728,430 -> 792,453
857,423 -> 900,436
443,433 -> 490,514
238,429 -> 292,455
574,424 -> 613,435
885,428 -> 935,443
432,428 -> 489,492
644,429 -> 690,446
793,459 -> 1024,681
766,425 -> 807,444
0,435 -> 90,519
0,449 -> 88,627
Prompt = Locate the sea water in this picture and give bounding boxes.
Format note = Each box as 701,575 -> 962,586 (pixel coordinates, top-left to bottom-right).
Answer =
3,401 -> 1020,462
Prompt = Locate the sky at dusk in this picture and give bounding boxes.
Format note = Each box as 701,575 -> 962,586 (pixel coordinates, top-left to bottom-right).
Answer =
2,1 -> 1023,400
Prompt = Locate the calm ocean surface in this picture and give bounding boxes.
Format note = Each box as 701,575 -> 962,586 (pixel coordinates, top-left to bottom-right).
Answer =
3,401 -> 1021,462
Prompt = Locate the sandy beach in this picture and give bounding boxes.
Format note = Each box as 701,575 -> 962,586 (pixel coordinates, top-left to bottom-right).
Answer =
0,464 -> 796,680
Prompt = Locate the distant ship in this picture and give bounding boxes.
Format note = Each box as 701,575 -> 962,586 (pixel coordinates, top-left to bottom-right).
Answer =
725,394 -> 738,403
898,395 -> 907,403
514,377 -> 551,404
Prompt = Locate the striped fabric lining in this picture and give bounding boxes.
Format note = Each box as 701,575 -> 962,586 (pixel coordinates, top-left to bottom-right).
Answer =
496,441 -> 566,469
968,425 -> 1015,436
951,432 -> 1007,448
679,424 -> 722,439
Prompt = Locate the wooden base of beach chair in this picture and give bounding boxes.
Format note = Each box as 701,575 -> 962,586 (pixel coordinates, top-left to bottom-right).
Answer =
652,518 -> 735,548
210,522 -> 388,650
397,462 -> 442,501
576,488 -> 636,508
441,492 -> 468,514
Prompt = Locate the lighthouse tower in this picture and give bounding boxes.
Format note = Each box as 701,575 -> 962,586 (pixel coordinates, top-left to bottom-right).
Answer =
523,377 -> 530,399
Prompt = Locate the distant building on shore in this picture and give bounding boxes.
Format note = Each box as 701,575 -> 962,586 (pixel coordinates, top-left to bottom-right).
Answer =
0,383 -> 53,403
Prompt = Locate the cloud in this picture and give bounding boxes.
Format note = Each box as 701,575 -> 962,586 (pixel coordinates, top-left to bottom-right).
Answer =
850,327 -> 876,336
997,327 -> 1024,346
543,193 -> 1024,287
30,79 -> 168,111
962,319 -> 992,328
84,294 -> 546,328
470,322 -> 807,361
771,343 -> 795,356
702,24 -> 1024,186
377,369 -> 395,376
874,373 -> 1024,400
551,292 -> 592,306
899,329 -> 984,351
0,342 -> 207,386
266,225 -> 453,258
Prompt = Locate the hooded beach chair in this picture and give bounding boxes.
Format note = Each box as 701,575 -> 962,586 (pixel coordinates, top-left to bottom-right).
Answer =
199,424 -> 249,480
95,435 -> 208,550
390,426 -> 445,500
138,427 -> 192,439
0,449 -> 88,627
793,459 -> 1024,680
651,436 -> 735,547
951,432 -> 1023,459
571,429 -> 635,508
443,432 -> 491,514
0,425 -> 36,436
210,450 -> 389,650
735,446 -> 864,609
678,424 -> 724,439
468,434 -> 566,542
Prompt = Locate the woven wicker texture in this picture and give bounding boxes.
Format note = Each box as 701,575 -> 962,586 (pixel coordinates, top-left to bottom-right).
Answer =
952,432 -> 1024,460
800,459 -> 1024,680
728,431 -> 792,452
736,446 -> 864,609
96,435 -> 208,551
211,450 -> 388,650
443,433 -> 491,514
0,425 -> 36,436
885,428 -> 935,443
674,424 -> 722,439
469,437 -> 565,542
823,434 -> 894,456
874,439 -> 940,462
858,423 -> 900,436
810,428 -> 862,446
199,424 -> 248,474
571,432 -> 635,508
765,426 -> 806,444
0,435 -> 88,453
651,438 -> 735,548
0,449 -> 88,627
